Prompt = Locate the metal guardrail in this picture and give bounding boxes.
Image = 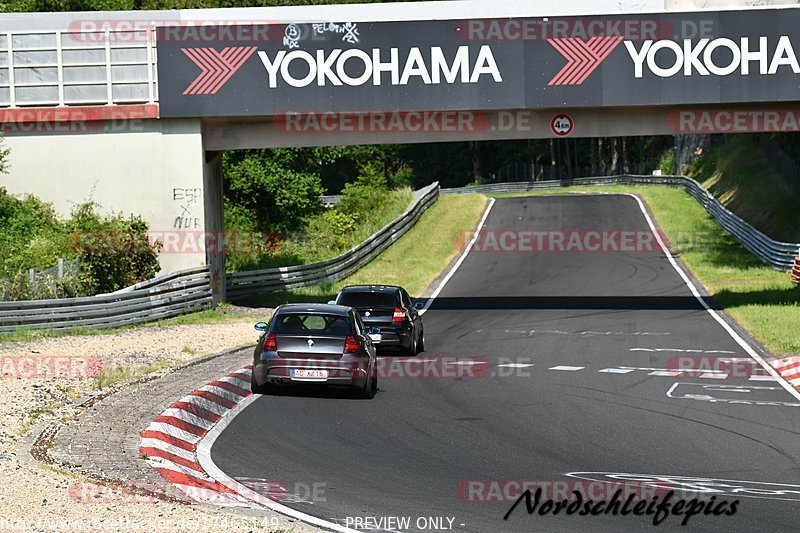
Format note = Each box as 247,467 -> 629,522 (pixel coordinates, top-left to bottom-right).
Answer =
320,194 -> 340,207
0,183 -> 439,331
1,29 -> 156,108
443,175 -> 800,272
226,182 -> 440,301
0,265 -> 210,333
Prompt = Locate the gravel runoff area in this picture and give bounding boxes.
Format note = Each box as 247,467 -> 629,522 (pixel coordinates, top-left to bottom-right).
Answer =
0,306 -> 315,532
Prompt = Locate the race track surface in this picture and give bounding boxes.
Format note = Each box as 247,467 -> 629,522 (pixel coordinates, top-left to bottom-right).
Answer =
212,195 -> 800,532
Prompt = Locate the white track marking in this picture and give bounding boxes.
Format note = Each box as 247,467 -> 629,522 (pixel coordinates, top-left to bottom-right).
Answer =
549,365 -> 585,371
197,394 -> 362,533
648,370 -> 682,377
630,348 -> 736,354
497,363 -> 534,368
598,368 -> 635,374
445,360 -> 487,366
419,198 -> 495,315
666,382 -> 800,407
699,373 -> 728,379
623,193 -> 800,403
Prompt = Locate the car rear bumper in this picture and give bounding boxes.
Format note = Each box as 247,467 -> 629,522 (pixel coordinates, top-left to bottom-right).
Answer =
253,357 -> 370,388
373,330 -> 412,350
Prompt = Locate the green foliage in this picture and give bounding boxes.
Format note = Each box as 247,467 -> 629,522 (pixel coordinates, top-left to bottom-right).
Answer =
316,209 -> 357,249
0,133 -> 9,175
0,187 -> 66,278
66,202 -> 162,293
687,135 -> 800,242
0,188 -> 162,299
223,151 -> 324,233
657,148 -> 674,175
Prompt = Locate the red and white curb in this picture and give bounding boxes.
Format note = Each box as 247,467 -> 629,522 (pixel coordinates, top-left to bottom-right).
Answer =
769,356 -> 800,389
139,365 -> 256,507
140,365 -> 360,533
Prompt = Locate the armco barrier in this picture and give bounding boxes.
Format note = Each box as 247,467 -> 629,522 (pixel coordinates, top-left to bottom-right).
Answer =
0,183 -> 438,332
0,265 -> 212,333
443,175 -> 800,272
225,182 -> 440,301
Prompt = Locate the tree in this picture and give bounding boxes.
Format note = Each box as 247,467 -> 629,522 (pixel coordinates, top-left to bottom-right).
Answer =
223,151 -> 324,233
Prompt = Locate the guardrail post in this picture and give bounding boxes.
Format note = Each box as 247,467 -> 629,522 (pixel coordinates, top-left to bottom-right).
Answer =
203,150 -> 226,305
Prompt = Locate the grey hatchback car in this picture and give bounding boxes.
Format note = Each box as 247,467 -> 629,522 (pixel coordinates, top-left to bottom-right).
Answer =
251,304 -> 378,399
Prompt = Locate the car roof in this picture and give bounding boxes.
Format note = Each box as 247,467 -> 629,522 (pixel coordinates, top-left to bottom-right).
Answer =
276,303 -> 351,316
340,285 -> 401,293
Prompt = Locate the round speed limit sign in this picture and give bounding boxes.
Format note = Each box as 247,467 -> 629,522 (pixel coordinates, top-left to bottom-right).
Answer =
551,114 -> 573,137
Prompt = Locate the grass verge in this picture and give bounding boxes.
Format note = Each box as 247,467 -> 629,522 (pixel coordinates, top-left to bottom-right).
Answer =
494,185 -> 800,354
689,135 -> 800,242
238,194 -> 488,307
92,359 -> 177,390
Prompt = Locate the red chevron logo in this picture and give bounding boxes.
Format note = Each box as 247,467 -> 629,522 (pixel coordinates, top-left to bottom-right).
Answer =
547,37 -> 624,86
181,46 -> 257,95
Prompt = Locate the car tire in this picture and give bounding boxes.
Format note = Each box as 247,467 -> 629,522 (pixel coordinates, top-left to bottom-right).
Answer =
406,333 -> 417,357
358,364 -> 377,399
417,328 -> 425,353
251,374 -> 275,395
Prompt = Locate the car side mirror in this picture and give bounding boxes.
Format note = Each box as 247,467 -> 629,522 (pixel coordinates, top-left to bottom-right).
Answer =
414,301 -> 425,310
254,321 -> 268,331
327,300 -> 336,305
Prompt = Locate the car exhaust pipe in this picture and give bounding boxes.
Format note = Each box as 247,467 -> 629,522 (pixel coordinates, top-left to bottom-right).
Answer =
270,378 -> 282,385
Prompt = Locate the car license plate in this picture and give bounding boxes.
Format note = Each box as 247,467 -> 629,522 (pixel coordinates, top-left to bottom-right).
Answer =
290,369 -> 328,381
369,333 -> 382,343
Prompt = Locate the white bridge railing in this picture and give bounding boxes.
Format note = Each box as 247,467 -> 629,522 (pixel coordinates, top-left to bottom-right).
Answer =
0,29 -> 157,108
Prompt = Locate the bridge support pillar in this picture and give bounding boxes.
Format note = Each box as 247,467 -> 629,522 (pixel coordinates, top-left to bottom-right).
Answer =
203,150 -> 226,305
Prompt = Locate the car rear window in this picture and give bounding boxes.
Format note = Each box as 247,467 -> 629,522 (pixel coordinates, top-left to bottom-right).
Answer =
272,313 -> 351,336
338,291 -> 398,308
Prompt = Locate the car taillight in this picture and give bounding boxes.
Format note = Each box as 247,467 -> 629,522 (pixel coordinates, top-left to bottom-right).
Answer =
392,308 -> 407,322
263,332 -> 277,351
344,336 -> 361,353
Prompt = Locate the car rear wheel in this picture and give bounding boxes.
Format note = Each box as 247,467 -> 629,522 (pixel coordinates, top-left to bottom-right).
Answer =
251,374 -> 275,395
405,333 -> 418,356
417,328 -> 425,353
358,365 -> 378,399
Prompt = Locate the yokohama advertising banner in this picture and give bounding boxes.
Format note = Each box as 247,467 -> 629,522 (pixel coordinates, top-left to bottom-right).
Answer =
157,8 -> 800,117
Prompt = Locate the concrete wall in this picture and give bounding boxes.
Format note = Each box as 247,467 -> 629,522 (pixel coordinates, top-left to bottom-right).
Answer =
1,118 -> 207,274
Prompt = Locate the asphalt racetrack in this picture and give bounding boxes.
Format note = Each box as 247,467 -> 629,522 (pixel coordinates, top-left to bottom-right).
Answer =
212,195 -> 800,532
